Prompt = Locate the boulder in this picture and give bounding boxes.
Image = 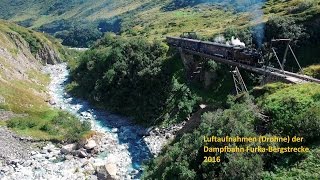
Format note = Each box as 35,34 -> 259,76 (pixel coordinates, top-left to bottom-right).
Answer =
84,140 -> 97,150
79,151 -> 87,158
96,165 -> 114,180
105,163 -> 118,178
82,162 -> 95,174
60,144 -> 76,154
130,169 -> 139,175
65,155 -> 74,160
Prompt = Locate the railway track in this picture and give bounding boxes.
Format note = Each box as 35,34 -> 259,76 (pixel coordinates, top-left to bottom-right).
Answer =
266,67 -> 320,84
176,48 -> 319,84
167,36 -> 320,84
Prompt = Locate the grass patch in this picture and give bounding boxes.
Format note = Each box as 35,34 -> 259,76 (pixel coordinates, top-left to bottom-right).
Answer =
0,69 -> 90,142
0,79 -> 91,142
7,111 -> 91,142
263,147 -> 320,179
302,64 -> 320,79
0,121 -> 6,127
121,6 -> 248,40
264,0 -> 320,21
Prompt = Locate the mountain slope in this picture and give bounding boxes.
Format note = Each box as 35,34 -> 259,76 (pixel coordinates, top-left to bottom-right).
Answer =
0,0 -> 159,31
0,20 -> 85,140
0,19 -> 62,115
1,0 -> 319,47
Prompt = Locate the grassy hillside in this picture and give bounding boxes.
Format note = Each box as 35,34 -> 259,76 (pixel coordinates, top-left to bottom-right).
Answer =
0,21 -> 90,141
1,0 -> 319,47
1,1 -> 319,179
143,83 -> 320,179
0,0 -> 155,27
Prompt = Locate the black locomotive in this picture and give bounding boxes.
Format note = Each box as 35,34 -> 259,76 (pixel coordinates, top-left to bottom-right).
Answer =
167,36 -> 263,67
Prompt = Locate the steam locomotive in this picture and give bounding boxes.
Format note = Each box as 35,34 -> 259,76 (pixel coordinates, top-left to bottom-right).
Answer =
166,36 -> 263,67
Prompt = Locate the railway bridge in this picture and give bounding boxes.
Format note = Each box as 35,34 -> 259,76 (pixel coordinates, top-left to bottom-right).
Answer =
166,36 -> 320,92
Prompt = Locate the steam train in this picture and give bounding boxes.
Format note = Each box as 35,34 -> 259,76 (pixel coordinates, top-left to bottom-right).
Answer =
166,36 -> 263,67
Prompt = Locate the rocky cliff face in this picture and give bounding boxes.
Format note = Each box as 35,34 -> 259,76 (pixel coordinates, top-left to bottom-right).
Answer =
0,20 -> 64,81
35,43 -> 62,65
0,20 -> 67,120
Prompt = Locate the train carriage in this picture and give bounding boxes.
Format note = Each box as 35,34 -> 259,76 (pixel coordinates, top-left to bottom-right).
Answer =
166,37 -> 181,47
180,38 -> 201,51
166,36 -> 263,67
199,41 -> 234,59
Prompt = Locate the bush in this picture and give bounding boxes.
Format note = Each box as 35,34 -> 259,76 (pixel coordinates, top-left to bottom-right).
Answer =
287,1 -> 313,14
162,0 -> 202,11
302,65 -> 320,79
143,98 -> 264,179
222,27 -> 253,46
69,35 -> 199,125
55,24 -> 103,47
257,83 -> 320,141
7,111 -> 91,142
265,16 -> 306,44
294,104 -> 320,141
7,118 -> 38,129
65,121 -> 91,143
52,111 -> 91,142
262,148 -> 320,179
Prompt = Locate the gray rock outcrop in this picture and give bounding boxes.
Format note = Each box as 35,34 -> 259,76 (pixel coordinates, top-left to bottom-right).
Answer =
84,140 -> 97,150
35,44 -> 61,65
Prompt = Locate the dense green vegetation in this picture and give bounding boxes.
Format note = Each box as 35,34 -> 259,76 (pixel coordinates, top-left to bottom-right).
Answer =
257,83 -> 320,141
265,16 -> 306,44
143,83 -> 320,179
54,24 -> 103,48
143,96 -> 265,179
303,64 -> 320,79
68,33 -> 201,125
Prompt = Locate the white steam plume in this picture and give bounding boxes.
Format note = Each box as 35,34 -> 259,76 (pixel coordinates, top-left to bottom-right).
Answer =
229,36 -> 246,47
214,35 -> 226,43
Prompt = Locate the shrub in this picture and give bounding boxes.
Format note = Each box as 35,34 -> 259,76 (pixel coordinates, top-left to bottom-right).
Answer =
51,111 -> 91,142
222,27 -> 253,46
265,16 -> 306,44
302,64 -> 320,79
55,24 -> 103,47
258,83 -> 320,141
7,118 -> 38,129
65,121 -> 91,143
7,110 -> 91,142
143,98 -> 264,179
262,148 -> 320,179
287,1 -> 313,14
69,35 -> 199,125
294,104 -> 320,141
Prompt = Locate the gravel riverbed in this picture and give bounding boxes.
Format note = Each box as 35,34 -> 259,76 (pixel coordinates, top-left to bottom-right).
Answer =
0,63 -> 183,180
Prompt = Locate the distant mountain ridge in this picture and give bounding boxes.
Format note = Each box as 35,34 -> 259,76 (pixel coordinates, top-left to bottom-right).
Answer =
1,0 -> 318,47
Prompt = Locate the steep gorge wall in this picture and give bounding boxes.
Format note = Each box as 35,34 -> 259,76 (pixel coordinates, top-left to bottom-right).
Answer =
0,20 -> 67,114
0,20 -> 64,81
